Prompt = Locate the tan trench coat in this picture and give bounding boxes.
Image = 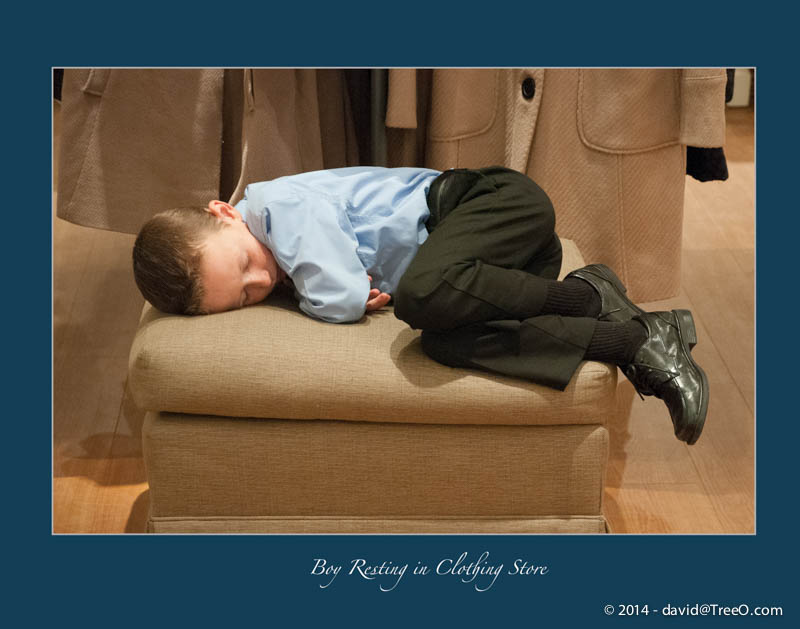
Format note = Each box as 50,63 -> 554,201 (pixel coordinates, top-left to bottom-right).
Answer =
57,68 -> 726,302
384,68 -> 727,301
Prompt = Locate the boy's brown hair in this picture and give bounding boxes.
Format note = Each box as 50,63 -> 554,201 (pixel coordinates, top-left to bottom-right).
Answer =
132,207 -> 224,315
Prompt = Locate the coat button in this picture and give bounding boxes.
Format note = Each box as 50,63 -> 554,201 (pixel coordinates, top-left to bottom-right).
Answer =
521,77 -> 536,100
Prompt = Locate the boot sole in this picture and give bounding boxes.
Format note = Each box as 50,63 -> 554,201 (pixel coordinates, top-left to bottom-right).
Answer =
674,309 -> 709,445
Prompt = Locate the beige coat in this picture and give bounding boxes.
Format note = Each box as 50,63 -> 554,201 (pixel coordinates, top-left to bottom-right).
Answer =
385,68 -> 727,301
57,68 -> 359,235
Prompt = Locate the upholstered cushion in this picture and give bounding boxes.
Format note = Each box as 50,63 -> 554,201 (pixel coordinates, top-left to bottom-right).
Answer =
128,238 -> 617,426
143,411 -> 608,524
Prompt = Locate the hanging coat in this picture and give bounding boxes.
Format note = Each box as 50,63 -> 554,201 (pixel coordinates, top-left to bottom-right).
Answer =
384,68 -> 728,302
56,68 -> 359,235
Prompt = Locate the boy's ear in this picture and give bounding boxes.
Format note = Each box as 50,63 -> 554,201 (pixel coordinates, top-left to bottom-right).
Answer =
206,200 -> 243,222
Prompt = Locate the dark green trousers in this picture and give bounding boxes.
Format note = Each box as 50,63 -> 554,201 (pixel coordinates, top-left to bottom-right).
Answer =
394,166 -> 597,390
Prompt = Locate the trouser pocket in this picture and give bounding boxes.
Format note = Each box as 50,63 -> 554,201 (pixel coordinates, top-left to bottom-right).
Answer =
426,168 -> 486,230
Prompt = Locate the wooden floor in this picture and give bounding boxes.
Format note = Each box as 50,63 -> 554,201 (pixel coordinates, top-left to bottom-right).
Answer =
52,101 -> 755,534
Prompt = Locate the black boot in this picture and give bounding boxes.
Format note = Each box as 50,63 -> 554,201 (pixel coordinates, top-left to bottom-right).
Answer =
622,310 -> 709,445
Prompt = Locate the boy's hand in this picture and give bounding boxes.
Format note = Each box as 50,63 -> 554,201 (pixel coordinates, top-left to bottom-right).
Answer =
366,288 -> 391,312
365,275 -> 391,313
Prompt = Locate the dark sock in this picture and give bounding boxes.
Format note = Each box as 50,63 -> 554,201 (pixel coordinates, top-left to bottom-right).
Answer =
584,320 -> 647,365
540,277 -> 601,318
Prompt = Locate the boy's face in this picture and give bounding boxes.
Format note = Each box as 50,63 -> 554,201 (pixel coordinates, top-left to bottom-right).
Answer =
199,201 -> 285,314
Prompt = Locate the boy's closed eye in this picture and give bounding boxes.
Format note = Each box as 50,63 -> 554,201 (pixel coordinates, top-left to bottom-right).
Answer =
241,253 -> 250,306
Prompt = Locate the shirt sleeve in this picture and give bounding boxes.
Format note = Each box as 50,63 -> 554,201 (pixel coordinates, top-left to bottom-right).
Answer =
253,189 -> 370,323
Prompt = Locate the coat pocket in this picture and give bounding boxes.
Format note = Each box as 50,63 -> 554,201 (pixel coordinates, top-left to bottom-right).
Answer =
428,69 -> 500,140
577,69 -> 681,154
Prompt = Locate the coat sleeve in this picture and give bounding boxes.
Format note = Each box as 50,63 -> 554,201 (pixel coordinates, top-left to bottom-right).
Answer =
679,68 -> 728,148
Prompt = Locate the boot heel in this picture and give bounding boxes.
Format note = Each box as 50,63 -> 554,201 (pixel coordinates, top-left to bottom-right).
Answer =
675,309 -> 698,349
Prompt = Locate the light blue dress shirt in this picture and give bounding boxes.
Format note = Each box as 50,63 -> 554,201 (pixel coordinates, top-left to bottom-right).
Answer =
236,166 -> 441,323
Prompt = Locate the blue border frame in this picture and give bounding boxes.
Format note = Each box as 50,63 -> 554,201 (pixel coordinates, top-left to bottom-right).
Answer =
14,5 -> 796,625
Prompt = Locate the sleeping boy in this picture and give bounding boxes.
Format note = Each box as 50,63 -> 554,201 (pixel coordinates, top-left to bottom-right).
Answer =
133,165 -> 708,444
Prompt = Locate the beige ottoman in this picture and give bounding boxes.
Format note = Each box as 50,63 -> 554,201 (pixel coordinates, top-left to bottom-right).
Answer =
128,239 -> 615,533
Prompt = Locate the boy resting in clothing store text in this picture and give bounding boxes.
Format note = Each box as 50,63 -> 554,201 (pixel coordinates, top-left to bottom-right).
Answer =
132,166 -> 709,444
